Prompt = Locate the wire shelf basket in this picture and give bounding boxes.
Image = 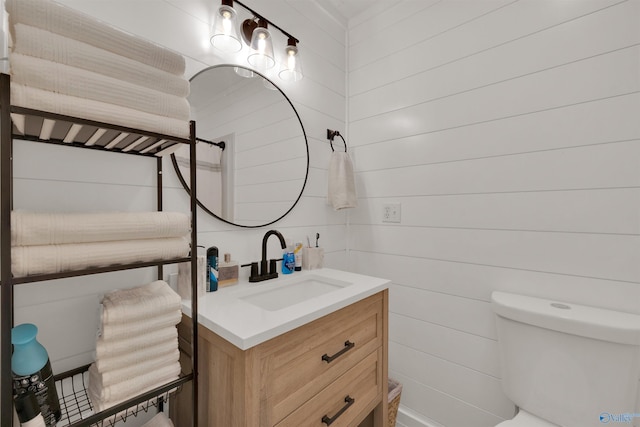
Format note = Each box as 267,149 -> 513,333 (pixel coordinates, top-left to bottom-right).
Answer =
54,365 -> 180,427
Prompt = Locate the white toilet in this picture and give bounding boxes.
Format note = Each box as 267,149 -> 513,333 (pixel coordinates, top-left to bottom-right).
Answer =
492,291 -> 640,427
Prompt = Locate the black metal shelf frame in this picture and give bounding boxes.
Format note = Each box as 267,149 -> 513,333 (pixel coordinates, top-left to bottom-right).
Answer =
0,73 -> 199,427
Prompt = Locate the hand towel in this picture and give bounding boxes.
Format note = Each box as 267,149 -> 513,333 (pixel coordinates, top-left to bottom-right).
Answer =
88,361 -> 181,402
12,211 -> 190,247
94,349 -> 180,387
142,413 -> 174,427
95,337 -> 179,373
10,84 -> 190,139
101,280 -> 181,324
177,256 -> 207,300
12,24 -> 189,97
95,327 -> 177,360
5,0 -> 186,75
11,237 -> 190,277
11,53 -> 190,120
99,310 -> 181,341
327,151 -> 358,210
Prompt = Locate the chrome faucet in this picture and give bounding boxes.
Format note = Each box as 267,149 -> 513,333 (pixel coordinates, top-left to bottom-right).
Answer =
242,229 -> 287,282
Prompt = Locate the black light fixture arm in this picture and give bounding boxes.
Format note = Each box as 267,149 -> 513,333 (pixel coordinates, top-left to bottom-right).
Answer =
232,0 -> 300,44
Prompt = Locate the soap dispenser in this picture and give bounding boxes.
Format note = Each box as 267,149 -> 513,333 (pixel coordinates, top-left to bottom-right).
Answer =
282,240 -> 295,274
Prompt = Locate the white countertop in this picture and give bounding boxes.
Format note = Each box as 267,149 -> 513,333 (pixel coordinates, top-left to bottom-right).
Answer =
181,268 -> 390,350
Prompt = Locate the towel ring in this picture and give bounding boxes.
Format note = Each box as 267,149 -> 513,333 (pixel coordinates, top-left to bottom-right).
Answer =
329,132 -> 347,153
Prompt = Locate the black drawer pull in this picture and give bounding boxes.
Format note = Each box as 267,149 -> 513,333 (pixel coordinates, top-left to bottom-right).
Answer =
321,395 -> 355,426
322,340 -> 355,363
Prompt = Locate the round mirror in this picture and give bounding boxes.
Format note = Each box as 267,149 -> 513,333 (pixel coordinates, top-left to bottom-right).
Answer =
172,65 -> 309,227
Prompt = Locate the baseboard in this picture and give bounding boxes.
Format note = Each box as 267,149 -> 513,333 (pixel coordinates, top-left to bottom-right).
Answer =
396,404 -> 444,427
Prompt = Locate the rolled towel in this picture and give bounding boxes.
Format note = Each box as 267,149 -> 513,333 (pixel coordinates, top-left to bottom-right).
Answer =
177,256 -> 207,300
102,281 -> 181,325
95,327 -> 177,360
99,311 -> 181,340
327,151 -> 358,210
11,237 -> 190,277
10,54 -> 191,121
12,211 -> 190,247
88,361 -> 181,402
142,413 -> 174,427
95,349 -> 180,387
95,337 -> 179,373
10,83 -> 190,139
5,0 -> 186,75
12,24 -> 190,98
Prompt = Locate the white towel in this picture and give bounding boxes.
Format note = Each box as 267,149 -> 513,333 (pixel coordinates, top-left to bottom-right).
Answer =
142,413 -> 174,427
11,54 -> 190,121
101,281 -> 181,324
11,237 -> 190,277
177,256 -> 207,300
10,84 -> 190,139
88,361 -> 181,402
5,0 -> 186,75
327,151 -> 358,210
99,311 -> 181,340
12,24 -> 190,98
12,211 -> 190,247
95,327 -> 178,359
95,337 -> 179,373
94,349 -> 179,387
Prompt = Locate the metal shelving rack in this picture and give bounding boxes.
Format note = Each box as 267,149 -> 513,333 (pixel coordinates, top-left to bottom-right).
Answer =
0,73 -> 199,426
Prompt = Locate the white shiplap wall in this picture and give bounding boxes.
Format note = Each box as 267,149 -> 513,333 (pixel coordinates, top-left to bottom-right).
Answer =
5,1 -> 348,425
346,1 -> 640,426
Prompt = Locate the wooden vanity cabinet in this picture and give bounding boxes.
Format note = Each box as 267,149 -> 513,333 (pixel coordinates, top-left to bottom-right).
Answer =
171,290 -> 389,427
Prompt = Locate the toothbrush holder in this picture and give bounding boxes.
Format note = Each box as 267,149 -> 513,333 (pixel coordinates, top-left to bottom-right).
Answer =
302,247 -> 324,270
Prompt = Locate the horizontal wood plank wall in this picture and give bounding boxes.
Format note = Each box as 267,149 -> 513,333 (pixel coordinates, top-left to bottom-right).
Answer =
6,2 -> 348,420
346,1 -> 640,426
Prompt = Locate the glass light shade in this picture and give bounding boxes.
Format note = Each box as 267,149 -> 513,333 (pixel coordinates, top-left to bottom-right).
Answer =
247,25 -> 275,71
210,4 -> 242,53
234,66 -> 255,78
278,43 -> 303,82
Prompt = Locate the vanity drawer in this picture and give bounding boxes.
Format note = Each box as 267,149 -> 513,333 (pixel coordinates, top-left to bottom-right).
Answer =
275,348 -> 382,427
262,293 -> 384,424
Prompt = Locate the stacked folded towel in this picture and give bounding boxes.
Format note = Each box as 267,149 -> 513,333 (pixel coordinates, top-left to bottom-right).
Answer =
11,211 -> 191,277
5,0 -> 191,140
89,280 -> 182,414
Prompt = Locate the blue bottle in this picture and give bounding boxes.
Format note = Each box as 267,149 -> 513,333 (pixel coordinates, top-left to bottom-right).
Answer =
207,246 -> 219,292
282,246 -> 295,274
11,323 -> 61,427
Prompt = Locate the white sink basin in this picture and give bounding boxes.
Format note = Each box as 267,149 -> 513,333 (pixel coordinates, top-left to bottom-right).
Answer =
239,275 -> 352,311
183,268 -> 390,349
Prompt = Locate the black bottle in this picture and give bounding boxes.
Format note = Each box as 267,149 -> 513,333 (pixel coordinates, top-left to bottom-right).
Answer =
207,246 -> 219,292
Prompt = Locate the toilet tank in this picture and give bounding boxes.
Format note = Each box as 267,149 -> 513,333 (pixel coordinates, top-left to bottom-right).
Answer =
492,292 -> 640,427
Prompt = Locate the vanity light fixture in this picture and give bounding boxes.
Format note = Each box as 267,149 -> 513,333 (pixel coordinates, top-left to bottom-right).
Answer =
210,0 -> 303,81
247,18 -> 275,71
210,0 -> 242,53
278,38 -> 303,82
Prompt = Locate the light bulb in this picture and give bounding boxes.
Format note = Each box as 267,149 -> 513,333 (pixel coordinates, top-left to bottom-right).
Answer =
247,21 -> 275,71
210,3 -> 241,53
278,39 -> 303,82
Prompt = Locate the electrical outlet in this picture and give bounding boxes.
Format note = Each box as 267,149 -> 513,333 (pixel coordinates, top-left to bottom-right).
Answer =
382,203 -> 401,223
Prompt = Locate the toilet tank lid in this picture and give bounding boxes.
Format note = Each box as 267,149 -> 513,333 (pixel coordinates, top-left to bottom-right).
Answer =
491,292 -> 640,345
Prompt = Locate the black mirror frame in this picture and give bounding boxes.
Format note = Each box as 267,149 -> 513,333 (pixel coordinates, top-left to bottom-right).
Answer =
171,64 -> 309,228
